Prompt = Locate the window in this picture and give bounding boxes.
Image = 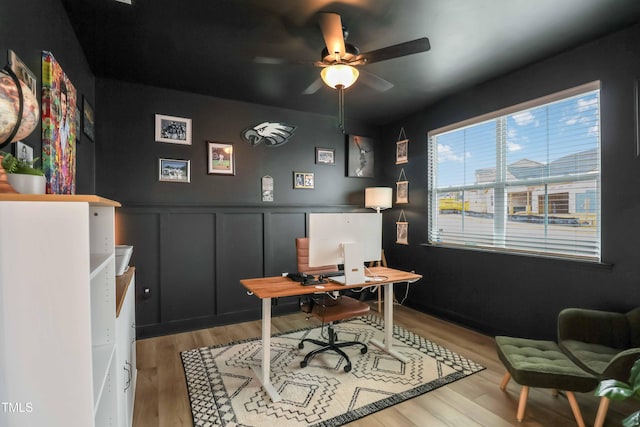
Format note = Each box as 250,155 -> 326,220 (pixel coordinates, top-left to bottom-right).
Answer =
427,82 -> 601,261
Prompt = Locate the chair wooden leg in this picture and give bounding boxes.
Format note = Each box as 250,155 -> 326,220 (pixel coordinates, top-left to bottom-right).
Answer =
566,391 -> 586,427
500,372 -> 511,390
517,386 -> 529,422
377,287 -> 382,313
594,397 -> 610,427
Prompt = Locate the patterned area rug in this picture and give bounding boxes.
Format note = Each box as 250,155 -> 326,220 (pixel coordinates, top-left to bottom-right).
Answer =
181,315 -> 484,426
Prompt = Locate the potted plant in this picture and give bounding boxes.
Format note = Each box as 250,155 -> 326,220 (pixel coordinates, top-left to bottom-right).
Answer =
0,151 -> 46,194
595,358 -> 640,427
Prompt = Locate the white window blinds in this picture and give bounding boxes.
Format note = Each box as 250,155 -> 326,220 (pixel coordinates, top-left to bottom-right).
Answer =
427,82 -> 601,261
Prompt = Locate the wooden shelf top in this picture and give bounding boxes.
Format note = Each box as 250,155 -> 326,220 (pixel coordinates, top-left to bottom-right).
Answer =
116,267 -> 135,318
0,194 -> 121,207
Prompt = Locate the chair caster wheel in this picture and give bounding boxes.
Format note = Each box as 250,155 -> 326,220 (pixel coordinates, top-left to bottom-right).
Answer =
300,361 -> 307,368
298,342 -> 304,349
361,347 -> 368,354
344,364 -> 352,373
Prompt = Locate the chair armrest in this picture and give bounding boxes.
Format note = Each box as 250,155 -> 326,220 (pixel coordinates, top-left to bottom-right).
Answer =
558,308 -> 630,348
600,347 -> 640,382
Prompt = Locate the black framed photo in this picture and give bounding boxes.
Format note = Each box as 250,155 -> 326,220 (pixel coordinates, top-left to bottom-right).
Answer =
155,114 -> 191,145
293,172 -> 314,189
207,142 -> 235,175
7,49 -> 36,95
315,147 -> 335,165
347,135 -> 374,177
159,158 -> 191,183
76,106 -> 81,143
83,97 -> 95,142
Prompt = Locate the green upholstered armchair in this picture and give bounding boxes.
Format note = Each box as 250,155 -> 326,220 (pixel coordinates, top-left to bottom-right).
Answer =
558,307 -> 640,427
558,307 -> 640,381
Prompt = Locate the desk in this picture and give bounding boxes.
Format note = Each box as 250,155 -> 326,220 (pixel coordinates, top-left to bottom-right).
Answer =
240,266 -> 422,402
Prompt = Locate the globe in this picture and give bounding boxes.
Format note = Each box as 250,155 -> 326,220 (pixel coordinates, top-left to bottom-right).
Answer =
0,69 -> 40,144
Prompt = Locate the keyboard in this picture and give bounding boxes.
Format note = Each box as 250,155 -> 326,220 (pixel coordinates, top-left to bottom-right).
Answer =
286,272 -> 324,286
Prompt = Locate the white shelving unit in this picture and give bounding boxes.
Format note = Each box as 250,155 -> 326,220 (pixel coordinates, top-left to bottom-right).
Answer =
0,195 -> 121,427
116,268 -> 137,427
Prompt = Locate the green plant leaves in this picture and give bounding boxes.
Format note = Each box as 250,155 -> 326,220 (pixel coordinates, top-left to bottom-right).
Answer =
595,379 -> 635,400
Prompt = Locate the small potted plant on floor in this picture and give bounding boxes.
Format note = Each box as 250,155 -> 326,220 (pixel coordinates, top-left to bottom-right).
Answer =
0,151 -> 46,194
595,358 -> 640,426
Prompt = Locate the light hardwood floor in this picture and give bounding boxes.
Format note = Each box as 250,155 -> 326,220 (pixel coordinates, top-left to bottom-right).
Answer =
132,305 -> 638,426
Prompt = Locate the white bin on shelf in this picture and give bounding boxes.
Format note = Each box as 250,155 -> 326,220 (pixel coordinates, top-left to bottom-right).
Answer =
115,245 -> 133,276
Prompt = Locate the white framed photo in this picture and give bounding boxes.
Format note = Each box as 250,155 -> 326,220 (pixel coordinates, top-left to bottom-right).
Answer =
159,158 -> 191,183
155,114 -> 192,145
207,142 -> 235,175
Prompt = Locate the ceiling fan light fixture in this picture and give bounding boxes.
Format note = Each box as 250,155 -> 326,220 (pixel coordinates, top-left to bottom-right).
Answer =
320,64 -> 359,89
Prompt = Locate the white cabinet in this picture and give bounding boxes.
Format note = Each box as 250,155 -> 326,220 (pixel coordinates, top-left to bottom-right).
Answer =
0,195 -> 120,427
116,268 -> 137,427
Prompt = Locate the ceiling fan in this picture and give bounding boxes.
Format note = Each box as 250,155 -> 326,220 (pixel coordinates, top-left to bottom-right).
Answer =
305,12 -> 431,95
259,12 -> 430,131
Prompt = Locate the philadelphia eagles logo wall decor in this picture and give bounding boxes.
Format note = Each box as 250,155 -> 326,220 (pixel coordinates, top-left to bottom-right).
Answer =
241,122 -> 296,147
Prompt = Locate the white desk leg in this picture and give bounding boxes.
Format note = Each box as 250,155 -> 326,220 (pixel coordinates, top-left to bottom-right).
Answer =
251,297 -> 281,402
369,283 -> 409,363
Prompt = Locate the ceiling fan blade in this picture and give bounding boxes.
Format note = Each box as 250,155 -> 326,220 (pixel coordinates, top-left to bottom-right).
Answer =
360,37 -> 431,64
358,69 -> 394,92
318,12 -> 346,58
302,77 -> 324,95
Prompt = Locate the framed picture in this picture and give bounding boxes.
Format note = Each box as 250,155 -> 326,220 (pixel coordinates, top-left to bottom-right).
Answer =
7,49 -> 36,95
83,96 -> 95,142
396,221 -> 408,245
42,51 -> 77,194
315,147 -> 335,165
347,135 -> 374,177
76,106 -> 81,143
396,180 -> 409,204
155,114 -> 192,145
396,139 -> 408,164
14,141 -> 33,164
293,172 -> 314,189
159,158 -> 191,183
207,142 -> 235,175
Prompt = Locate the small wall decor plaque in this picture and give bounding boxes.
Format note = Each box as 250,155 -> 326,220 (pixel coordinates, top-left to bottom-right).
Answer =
396,127 -> 408,164
396,168 -> 408,204
262,175 -> 274,201
396,210 -> 408,245
241,121 -> 296,147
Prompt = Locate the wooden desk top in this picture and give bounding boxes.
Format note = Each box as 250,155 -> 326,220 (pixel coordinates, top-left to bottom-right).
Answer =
240,266 -> 422,299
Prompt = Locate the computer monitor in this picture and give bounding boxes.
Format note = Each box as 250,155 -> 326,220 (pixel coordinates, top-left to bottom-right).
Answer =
308,212 -> 382,284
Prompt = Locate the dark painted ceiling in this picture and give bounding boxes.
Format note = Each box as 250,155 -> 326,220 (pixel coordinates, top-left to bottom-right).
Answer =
61,0 -> 640,126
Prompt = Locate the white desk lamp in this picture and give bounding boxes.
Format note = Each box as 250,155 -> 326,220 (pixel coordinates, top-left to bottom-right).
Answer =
365,187 -> 392,213
364,187 -> 392,305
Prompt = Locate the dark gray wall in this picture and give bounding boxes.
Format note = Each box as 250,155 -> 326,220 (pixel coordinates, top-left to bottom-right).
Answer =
96,79 -> 381,337
0,0 -> 96,194
381,23 -> 640,340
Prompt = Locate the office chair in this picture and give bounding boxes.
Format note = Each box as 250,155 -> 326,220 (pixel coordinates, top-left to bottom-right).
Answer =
295,237 -> 370,372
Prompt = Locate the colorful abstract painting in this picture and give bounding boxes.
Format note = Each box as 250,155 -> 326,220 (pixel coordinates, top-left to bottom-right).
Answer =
42,51 -> 76,194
